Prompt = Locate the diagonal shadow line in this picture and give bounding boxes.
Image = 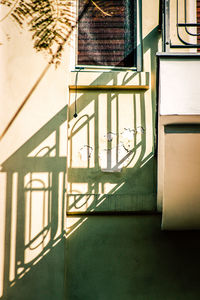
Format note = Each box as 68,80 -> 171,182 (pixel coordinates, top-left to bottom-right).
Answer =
1,105 -> 67,170
113,141 -> 142,170
9,231 -> 66,285
68,72 -> 145,122
0,25 -> 157,144
69,114 -> 94,139
0,0 -> 92,141
68,25 -> 160,124
67,62 -> 155,212
0,24 -> 160,300
0,63 -> 52,141
1,122 -> 67,297
67,178 -> 126,211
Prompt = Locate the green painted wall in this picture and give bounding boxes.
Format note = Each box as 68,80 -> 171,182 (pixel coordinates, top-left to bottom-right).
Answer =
66,215 -> 200,300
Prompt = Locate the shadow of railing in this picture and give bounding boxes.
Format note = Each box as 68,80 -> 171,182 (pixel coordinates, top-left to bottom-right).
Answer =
67,76 -> 157,213
0,25 -> 160,299
0,106 -> 67,299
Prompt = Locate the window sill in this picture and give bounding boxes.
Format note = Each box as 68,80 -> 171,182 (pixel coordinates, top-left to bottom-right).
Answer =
69,85 -> 149,91
73,66 -> 137,72
69,70 -> 149,90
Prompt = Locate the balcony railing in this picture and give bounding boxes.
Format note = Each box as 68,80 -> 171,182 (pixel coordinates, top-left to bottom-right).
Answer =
162,0 -> 200,51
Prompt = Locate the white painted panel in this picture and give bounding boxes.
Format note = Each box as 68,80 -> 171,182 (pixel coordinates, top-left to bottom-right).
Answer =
160,59 -> 200,115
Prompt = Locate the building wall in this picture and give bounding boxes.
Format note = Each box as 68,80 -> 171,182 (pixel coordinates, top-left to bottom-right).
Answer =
66,215 -> 200,300
157,55 -> 200,229
66,0 -> 160,214
0,0 -> 160,299
0,6 -> 70,299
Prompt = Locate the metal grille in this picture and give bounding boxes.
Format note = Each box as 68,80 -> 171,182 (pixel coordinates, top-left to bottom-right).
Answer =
163,0 -> 200,50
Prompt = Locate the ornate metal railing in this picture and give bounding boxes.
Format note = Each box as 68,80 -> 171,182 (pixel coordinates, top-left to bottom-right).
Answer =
162,0 -> 200,51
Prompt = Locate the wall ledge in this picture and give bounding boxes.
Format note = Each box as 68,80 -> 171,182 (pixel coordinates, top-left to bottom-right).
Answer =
69,71 -> 150,88
69,85 -> 149,91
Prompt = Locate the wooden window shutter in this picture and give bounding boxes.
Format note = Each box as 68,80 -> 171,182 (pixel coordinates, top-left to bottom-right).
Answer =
77,0 -> 137,67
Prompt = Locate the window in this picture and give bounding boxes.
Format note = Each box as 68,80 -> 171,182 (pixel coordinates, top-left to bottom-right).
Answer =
77,0 -> 137,68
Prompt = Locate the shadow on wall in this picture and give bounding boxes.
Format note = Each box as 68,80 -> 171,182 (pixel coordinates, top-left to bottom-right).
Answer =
66,25 -> 160,217
0,27 -> 160,300
0,106 -> 67,300
0,73 -> 155,300
66,215 -> 200,300
67,76 -> 156,216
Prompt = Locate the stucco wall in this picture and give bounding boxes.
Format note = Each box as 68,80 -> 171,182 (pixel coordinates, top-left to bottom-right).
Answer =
67,71 -> 156,213
66,215 -> 200,300
0,0 -> 160,299
157,57 -> 200,229
66,0 -> 160,213
0,7 -> 69,299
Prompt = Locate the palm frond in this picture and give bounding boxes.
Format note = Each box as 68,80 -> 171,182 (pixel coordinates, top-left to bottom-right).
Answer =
1,0 -> 76,65
0,0 -> 116,65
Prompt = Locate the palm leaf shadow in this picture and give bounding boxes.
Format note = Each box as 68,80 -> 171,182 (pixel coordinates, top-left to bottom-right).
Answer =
0,0 -> 114,66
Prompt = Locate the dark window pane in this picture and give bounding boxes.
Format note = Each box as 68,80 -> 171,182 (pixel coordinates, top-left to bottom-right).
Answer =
78,0 -> 137,67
